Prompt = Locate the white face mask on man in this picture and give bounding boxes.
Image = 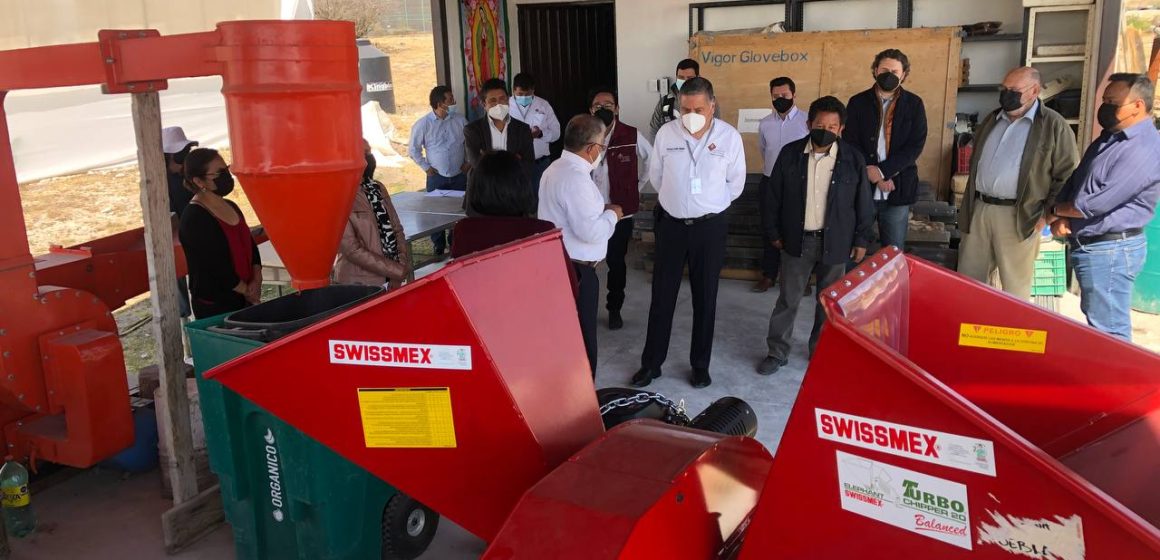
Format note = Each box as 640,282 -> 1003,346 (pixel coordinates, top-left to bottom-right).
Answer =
488,104 -> 509,121
681,112 -> 707,134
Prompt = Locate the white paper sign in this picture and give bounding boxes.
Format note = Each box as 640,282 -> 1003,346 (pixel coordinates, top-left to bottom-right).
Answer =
737,108 -> 773,134
816,408 -> 997,476
329,340 -> 472,370
977,511 -> 1086,560
836,450 -> 972,550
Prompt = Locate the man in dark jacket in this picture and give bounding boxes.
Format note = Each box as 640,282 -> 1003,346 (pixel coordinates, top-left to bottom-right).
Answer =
843,49 -> 927,251
463,78 -> 537,213
757,96 -> 874,375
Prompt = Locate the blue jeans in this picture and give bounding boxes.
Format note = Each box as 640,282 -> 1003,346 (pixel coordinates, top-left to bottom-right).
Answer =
425,172 -> 467,253
875,201 -> 910,251
1071,234 -> 1147,341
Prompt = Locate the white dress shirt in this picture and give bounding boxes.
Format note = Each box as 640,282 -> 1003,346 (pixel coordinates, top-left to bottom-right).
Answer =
593,121 -> 653,204
509,96 -> 561,160
875,95 -> 894,201
975,101 -> 1039,200
649,119 -> 747,219
804,141 -> 838,231
538,151 -> 618,261
488,117 -> 510,151
757,106 -> 809,176
408,110 -> 468,177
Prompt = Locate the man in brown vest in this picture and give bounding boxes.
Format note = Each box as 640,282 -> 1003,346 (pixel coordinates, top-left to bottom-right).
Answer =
588,86 -> 652,330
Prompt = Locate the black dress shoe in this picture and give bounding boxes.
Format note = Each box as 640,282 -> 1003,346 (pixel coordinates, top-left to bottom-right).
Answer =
691,368 -> 712,388
630,367 -> 661,387
608,310 -> 624,330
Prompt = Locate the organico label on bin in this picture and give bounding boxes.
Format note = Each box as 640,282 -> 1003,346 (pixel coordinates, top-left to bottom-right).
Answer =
357,387 -> 457,448
816,408 -> 996,476
330,340 -> 472,370
836,450 -> 972,550
958,323 -> 1047,354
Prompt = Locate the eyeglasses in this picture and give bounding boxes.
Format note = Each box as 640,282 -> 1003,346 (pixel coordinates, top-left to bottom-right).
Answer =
206,165 -> 230,178
590,103 -> 616,111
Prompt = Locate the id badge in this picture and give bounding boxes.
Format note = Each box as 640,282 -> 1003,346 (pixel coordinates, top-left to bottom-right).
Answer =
690,176 -> 703,195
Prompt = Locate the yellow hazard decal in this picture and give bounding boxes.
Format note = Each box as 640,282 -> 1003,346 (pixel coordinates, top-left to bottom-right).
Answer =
357,387 -> 457,448
958,323 -> 1047,354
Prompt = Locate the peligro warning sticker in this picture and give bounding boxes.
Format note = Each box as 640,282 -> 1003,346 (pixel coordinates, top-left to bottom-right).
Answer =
357,388 -> 457,448
958,323 -> 1047,354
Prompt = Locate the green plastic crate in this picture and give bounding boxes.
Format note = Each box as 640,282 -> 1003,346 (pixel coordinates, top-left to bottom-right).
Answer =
186,315 -> 395,560
1032,242 -> 1067,297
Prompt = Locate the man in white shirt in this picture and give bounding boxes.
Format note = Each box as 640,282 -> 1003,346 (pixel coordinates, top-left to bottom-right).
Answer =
409,85 -> 469,254
588,86 -> 652,331
510,73 -> 561,192
633,77 -> 746,390
754,76 -> 809,293
539,115 -> 624,375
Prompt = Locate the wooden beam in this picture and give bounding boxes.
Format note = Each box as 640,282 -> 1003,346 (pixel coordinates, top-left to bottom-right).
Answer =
130,91 -> 198,505
1149,39 -> 1160,84
161,484 -> 225,554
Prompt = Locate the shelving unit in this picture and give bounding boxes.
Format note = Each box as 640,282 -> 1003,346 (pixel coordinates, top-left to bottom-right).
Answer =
1023,1 -> 1097,145
963,33 -> 1024,44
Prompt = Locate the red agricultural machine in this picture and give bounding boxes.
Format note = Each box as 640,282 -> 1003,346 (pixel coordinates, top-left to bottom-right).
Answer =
4,19 -> 1158,559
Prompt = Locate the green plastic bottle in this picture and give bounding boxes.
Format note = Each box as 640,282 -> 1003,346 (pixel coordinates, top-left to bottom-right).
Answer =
0,456 -> 35,537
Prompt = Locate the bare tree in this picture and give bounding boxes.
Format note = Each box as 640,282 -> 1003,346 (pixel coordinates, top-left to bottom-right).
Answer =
314,0 -> 387,38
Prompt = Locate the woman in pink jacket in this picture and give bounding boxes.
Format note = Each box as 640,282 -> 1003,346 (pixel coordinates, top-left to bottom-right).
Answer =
333,141 -> 411,288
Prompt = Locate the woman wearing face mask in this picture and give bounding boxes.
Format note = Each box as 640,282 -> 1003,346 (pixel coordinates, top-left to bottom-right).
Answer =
334,140 -> 411,288
177,148 -> 262,319
842,48 -> 928,252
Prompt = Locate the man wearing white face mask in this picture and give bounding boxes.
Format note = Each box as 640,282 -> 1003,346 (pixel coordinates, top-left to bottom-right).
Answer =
510,73 -> 561,192
634,77 -> 746,390
464,78 -> 536,213
539,114 -> 624,375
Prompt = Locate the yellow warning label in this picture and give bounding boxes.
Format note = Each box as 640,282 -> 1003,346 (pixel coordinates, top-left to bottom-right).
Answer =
958,323 -> 1047,354
357,388 -> 457,448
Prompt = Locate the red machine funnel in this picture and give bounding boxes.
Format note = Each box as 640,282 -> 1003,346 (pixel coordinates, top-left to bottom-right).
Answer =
217,21 -> 364,290
206,233 -> 604,541
741,249 -> 1160,559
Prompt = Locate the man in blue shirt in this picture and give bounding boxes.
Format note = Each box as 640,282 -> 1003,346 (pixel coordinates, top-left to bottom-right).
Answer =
1050,73 -> 1160,341
409,85 -> 469,255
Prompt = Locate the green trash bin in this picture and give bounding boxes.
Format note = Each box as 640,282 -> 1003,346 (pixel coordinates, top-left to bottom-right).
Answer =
187,307 -> 439,560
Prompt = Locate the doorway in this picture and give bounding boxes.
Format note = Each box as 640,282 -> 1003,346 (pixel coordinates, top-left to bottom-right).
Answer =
517,2 -> 617,155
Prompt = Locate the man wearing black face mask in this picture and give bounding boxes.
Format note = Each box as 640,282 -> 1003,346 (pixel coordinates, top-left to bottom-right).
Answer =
755,77 -> 809,292
958,67 -> 1077,300
588,86 -> 652,330
758,96 -> 873,375
843,49 -> 927,252
1048,73 -> 1160,341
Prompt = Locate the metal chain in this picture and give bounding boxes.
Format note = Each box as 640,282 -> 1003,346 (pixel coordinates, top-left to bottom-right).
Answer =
599,392 -> 690,425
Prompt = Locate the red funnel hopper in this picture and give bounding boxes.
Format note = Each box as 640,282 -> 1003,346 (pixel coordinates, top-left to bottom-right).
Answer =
218,21 -> 363,290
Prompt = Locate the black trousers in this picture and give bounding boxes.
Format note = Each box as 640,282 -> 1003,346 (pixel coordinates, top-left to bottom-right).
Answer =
758,175 -> 781,280
641,208 -> 728,370
574,262 -> 599,376
605,216 -> 634,312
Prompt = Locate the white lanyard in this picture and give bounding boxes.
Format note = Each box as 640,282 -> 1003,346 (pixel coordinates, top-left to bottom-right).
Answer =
683,125 -> 713,176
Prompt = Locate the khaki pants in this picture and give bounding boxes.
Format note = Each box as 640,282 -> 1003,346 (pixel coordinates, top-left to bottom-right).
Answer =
958,201 -> 1040,300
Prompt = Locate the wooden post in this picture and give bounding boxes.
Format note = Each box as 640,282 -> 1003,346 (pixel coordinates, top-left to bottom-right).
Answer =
130,91 -> 198,505
1148,38 -> 1160,84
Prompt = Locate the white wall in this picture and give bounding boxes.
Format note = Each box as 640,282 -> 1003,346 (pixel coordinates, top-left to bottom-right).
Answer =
444,0 -> 1029,136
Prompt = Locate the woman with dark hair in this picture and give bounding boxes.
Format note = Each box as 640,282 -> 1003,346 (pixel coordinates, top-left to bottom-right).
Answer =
177,148 -> 262,319
451,150 -> 555,258
334,141 -> 411,288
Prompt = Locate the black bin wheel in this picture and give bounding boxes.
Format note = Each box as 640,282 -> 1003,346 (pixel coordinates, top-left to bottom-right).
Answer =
382,492 -> 440,560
